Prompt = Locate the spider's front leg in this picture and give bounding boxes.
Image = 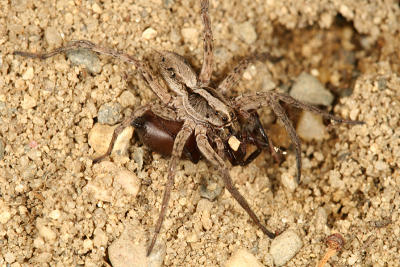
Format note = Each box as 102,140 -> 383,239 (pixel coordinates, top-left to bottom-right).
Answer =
147,120 -> 195,256
195,125 -> 276,239
14,40 -> 172,105
198,0 -> 214,86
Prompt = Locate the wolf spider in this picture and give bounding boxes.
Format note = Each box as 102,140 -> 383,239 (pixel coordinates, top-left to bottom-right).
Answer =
14,0 -> 363,256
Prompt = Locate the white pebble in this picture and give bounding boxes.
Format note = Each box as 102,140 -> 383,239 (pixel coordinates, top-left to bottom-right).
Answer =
142,27 -> 157,40
281,172 -> 298,192
196,199 -> 213,230
22,67 -> 34,80
296,111 -> 327,141
181,27 -> 199,43
269,230 -> 303,266
234,21 -> 257,44
4,252 -> 15,263
225,248 -> 263,267
44,27 -> 62,47
290,72 -> 334,106
93,227 -> 108,248
109,225 -> 165,267
114,169 -> 141,197
88,123 -> 133,157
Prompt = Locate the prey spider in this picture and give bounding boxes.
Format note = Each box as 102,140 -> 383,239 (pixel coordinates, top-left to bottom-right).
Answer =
14,0 -> 363,256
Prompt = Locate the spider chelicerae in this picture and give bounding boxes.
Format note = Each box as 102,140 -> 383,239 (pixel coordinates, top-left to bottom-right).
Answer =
14,0 -> 363,255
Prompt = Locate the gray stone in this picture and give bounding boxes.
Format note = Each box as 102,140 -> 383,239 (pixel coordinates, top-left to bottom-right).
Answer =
290,72 -> 334,106
97,102 -> 122,125
270,230 -> 303,266
66,48 -> 102,74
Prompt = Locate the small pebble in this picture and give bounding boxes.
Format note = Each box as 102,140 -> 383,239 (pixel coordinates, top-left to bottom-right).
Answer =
109,225 -> 165,267
37,223 -> 57,241
4,251 -> 16,263
0,205 -> 11,224
296,111 -> 327,141
22,67 -> 34,80
88,123 -> 133,157
92,3 -> 102,13
66,48 -> 101,74
119,90 -> 137,108
21,94 -> 37,109
114,169 -> 141,197
290,72 -> 334,106
269,230 -> 303,266
142,27 -> 158,40
133,147 -> 145,170
314,207 -> 328,230
234,21 -> 257,44
181,27 -> 199,43
280,172 -> 298,192
44,27 -> 62,47
225,248 -> 263,267
200,181 -> 222,201
93,227 -> 108,248
196,199 -> 213,230
97,102 -> 123,125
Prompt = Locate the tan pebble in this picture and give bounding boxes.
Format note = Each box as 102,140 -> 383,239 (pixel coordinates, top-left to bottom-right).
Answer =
181,27 -> 198,43
114,169 -> 141,197
225,248 -> 263,267
22,67 -> 34,80
22,94 -> 37,109
65,12 -> 74,25
109,225 -> 165,267
45,27 -> 62,47
186,231 -> 199,243
234,22 -> 257,44
119,90 -> 137,108
196,199 -> 213,230
296,111 -> 327,141
49,209 -> 61,220
37,224 -> 57,241
34,252 -> 52,263
93,227 -> 108,248
281,172 -> 298,192
142,27 -> 157,40
4,252 -> 15,263
83,239 -> 94,251
88,123 -> 133,157
270,230 -> 303,266
0,208 -> 11,224
33,237 -> 45,248
92,3 -> 102,13
85,181 -> 113,202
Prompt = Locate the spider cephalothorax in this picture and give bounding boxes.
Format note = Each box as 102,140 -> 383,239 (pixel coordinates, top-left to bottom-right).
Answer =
14,0 -> 363,256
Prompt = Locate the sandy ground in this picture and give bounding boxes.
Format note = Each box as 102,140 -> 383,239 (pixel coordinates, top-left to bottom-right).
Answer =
1,0 -> 400,266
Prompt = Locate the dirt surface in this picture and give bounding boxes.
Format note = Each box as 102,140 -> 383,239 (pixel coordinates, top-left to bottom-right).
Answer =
1,0 -> 399,266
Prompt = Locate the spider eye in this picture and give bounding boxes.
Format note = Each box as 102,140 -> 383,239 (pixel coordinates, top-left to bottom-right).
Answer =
215,111 -> 219,115
161,57 -> 165,62
222,116 -> 228,122
229,112 -> 234,118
